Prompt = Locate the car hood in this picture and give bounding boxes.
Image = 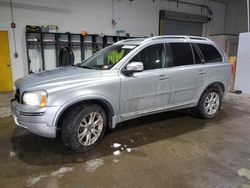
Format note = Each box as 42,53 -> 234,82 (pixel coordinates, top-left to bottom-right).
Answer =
15,66 -> 101,92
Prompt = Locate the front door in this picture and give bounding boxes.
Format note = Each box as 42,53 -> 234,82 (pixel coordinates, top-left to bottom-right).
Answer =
0,31 -> 13,91
120,43 -> 171,117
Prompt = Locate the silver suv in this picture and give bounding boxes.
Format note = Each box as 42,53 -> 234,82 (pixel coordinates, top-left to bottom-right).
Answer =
11,36 -> 231,152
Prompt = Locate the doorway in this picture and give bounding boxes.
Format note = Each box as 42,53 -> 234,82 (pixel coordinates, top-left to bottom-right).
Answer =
0,30 -> 13,92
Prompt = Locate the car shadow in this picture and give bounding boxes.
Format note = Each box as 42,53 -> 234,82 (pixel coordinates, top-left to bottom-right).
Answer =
10,104 -> 236,167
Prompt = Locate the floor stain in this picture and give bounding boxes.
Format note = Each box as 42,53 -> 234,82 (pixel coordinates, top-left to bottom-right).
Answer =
238,168 -> 250,179
26,167 -> 73,187
26,175 -> 47,187
84,159 -> 104,173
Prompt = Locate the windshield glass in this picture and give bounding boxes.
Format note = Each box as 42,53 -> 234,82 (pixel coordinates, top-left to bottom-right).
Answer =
77,44 -> 137,70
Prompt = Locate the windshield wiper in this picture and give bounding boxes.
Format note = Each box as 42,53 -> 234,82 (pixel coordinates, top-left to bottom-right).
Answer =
74,64 -> 95,69
81,65 -> 95,69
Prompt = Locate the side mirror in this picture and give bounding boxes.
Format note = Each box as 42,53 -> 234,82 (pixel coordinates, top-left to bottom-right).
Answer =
122,62 -> 144,75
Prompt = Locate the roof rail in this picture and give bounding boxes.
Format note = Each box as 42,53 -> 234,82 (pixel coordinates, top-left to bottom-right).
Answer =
116,38 -> 147,44
143,35 -> 210,43
188,36 -> 209,41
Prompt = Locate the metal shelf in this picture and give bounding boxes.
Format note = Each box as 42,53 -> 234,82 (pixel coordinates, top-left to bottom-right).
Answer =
25,31 -> 134,73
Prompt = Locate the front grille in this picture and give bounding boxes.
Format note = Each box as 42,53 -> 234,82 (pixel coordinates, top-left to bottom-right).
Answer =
15,89 -> 21,103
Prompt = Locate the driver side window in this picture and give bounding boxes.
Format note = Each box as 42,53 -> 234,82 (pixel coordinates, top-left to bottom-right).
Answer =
130,44 -> 166,70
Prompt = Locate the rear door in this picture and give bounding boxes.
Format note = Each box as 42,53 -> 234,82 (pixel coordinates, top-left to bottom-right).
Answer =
196,43 -> 230,91
162,42 -> 207,105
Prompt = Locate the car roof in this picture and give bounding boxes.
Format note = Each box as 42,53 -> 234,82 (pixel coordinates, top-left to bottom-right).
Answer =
117,35 -> 214,46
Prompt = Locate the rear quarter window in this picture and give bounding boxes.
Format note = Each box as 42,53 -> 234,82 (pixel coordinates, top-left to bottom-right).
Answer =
196,43 -> 223,63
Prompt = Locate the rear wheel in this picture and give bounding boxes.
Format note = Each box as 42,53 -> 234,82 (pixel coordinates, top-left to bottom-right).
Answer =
61,104 -> 106,152
197,88 -> 221,119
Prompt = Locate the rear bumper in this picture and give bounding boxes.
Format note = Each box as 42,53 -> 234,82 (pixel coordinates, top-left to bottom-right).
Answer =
11,100 -> 61,138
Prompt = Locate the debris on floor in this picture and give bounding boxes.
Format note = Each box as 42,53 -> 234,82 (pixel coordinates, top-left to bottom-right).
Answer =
126,148 -> 132,153
9,151 -> 16,158
111,142 -> 135,156
111,143 -> 121,148
113,150 -> 120,156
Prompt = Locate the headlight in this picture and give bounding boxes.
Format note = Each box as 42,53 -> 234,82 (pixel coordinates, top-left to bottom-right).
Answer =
22,91 -> 47,107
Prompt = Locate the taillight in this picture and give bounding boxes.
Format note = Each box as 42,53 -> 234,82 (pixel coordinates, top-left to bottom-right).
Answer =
231,63 -> 234,75
229,56 -> 236,77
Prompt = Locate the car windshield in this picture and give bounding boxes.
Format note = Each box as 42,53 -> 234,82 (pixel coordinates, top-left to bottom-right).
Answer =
77,44 -> 137,70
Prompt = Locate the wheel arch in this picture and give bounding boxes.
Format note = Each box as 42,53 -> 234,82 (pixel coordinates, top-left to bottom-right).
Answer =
54,96 -> 116,130
199,81 -> 225,101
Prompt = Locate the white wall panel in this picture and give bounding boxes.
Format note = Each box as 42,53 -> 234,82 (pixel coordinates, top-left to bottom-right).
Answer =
0,0 -> 226,84
235,32 -> 250,94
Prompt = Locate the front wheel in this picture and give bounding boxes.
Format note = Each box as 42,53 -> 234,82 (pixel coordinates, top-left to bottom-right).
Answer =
197,88 -> 222,119
61,104 -> 107,152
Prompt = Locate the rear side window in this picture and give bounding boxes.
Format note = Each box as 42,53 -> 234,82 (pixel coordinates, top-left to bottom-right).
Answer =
196,43 -> 223,63
165,43 -> 194,67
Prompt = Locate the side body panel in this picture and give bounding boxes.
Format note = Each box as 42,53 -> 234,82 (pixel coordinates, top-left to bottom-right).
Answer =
163,64 -> 207,106
198,63 -> 231,100
120,68 -> 171,117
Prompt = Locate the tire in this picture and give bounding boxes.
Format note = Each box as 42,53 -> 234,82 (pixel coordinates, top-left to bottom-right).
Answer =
197,87 -> 222,119
61,104 -> 107,152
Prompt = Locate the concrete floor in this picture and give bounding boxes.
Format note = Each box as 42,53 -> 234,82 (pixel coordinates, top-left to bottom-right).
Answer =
0,93 -> 250,188
0,92 -> 13,118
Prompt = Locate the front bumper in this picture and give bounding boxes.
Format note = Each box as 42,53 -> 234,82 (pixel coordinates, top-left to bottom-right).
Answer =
11,100 -> 61,138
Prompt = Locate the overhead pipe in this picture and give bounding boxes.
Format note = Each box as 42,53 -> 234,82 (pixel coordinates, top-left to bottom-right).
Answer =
164,0 -> 213,15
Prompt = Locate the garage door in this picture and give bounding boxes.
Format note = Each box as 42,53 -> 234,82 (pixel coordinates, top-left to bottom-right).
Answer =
159,10 -> 210,36
161,19 -> 203,36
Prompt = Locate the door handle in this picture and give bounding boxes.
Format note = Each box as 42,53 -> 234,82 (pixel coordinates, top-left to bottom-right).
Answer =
7,64 -> 11,67
159,74 -> 169,80
198,70 -> 206,75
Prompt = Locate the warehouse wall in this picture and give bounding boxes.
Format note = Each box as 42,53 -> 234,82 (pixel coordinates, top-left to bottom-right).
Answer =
225,0 -> 248,34
0,0 -> 225,84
